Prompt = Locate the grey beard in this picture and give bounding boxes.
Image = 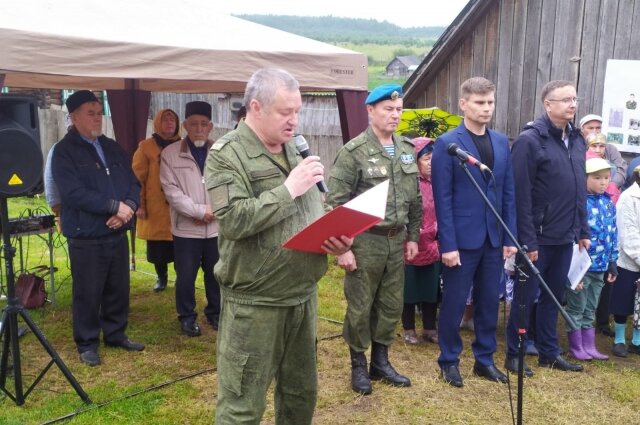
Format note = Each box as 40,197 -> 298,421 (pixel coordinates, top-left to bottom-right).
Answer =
193,140 -> 206,147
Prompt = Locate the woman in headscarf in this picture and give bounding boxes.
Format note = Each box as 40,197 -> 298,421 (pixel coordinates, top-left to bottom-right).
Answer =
132,109 -> 181,292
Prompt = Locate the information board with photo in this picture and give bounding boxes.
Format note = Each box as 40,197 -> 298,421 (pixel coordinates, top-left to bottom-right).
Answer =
601,60 -> 640,153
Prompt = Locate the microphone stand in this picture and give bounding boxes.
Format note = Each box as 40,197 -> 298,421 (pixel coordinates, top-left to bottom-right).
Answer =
453,159 -> 578,425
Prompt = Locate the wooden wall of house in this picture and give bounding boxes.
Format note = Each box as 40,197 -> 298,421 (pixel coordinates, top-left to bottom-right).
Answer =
406,0 -> 640,140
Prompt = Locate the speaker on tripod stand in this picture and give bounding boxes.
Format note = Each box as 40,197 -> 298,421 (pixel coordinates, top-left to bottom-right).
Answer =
0,95 -> 44,197
0,95 -> 90,405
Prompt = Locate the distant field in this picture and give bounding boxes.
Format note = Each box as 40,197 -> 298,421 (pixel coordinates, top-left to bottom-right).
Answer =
336,42 -> 430,65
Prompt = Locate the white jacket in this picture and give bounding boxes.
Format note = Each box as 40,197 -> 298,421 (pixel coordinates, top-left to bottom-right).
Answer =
616,182 -> 640,271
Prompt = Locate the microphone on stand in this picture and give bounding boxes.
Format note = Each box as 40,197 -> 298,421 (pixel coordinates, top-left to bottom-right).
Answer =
293,135 -> 329,193
446,143 -> 491,173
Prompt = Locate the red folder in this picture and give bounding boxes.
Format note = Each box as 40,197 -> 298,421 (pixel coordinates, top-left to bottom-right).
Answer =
283,180 -> 389,254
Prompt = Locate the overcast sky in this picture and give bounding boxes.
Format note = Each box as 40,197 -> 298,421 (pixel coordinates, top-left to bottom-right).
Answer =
218,1 -> 469,28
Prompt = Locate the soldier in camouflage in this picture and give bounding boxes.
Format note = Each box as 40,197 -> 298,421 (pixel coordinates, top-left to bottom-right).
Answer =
205,68 -> 352,425
326,83 -> 422,395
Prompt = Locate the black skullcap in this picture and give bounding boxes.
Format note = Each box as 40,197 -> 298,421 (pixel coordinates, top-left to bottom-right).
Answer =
185,101 -> 212,120
66,90 -> 100,113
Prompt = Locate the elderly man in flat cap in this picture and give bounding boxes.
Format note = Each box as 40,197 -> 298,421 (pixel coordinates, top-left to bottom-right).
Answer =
326,83 -> 422,395
52,90 -> 144,367
160,101 -> 221,337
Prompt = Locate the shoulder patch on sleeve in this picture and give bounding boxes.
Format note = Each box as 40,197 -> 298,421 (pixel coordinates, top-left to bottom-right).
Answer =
207,174 -> 233,211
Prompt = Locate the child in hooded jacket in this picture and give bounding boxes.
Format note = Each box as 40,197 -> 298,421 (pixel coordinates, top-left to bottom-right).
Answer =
564,158 -> 618,361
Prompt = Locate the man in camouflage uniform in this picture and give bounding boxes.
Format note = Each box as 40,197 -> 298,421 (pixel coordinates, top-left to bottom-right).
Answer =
326,83 -> 422,395
205,68 -> 352,425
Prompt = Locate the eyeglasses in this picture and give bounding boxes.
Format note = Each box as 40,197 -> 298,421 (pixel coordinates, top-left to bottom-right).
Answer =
546,97 -> 580,105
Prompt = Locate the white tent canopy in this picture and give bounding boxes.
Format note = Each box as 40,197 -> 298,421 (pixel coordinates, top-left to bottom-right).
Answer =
0,0 -> 368,93
0,0 -> 370,152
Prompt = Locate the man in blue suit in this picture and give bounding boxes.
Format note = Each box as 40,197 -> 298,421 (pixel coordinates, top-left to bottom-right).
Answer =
432,77 -> 517,387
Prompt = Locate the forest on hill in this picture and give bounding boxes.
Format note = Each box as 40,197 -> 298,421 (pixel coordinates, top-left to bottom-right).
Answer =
235,14 -> 445,46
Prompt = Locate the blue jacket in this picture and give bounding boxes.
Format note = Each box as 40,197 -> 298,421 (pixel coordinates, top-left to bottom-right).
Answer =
510,114 -> 590,251
586,192 -> 618,272
52,129 -> 140,239
431,123 -> 517,252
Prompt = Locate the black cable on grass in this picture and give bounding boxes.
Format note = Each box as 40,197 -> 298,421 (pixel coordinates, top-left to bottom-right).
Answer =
319,333 -> 343,341
40,367 -> 216,425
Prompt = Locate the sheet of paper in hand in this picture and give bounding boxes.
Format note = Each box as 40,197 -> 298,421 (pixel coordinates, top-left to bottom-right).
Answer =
567,244 -> 592,290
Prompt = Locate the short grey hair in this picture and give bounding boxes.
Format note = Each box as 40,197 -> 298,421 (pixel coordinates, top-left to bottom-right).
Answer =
244,68 -> 300,109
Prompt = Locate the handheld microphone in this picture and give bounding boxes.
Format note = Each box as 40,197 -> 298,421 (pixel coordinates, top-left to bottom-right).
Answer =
293,135 -> 329,193
446,143 -> 491,173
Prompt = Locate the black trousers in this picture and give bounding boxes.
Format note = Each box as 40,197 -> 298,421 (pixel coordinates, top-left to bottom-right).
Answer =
68,233 -> 129,353
401,302 -> 438,330
173,235 -> 221,321
596,280 -> 612,328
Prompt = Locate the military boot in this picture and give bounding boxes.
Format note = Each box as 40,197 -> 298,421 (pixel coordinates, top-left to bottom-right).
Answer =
369,342 -> 411,387
350,348 -> 372,395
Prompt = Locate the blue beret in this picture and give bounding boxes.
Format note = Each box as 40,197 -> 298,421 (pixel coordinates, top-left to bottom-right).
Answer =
365,83 -> 403,105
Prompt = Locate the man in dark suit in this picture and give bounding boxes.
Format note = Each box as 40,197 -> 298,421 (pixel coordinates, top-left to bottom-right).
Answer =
432,77 -> 517,387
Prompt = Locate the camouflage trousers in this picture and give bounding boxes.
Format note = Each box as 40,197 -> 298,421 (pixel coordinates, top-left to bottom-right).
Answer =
215,295 -> 318,425
343,231 -> 405,352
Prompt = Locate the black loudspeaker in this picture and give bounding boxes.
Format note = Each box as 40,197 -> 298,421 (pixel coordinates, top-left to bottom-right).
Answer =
0,95 -> 43,197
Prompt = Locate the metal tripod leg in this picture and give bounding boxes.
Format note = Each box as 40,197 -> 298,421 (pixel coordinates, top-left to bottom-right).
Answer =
0,301 -> 92,405
0,305 -> 24,404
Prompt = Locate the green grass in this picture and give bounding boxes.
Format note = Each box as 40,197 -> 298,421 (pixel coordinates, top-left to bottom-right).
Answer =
2,196 -> 640,424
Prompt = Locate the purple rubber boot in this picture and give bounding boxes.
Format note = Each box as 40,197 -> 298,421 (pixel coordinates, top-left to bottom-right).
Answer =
568,329 -> 592,360
581,328 -> 609,360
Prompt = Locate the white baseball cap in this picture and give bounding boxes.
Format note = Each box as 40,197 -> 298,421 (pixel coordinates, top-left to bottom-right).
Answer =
585,158 -> 614,175
579,114 -> 603,128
